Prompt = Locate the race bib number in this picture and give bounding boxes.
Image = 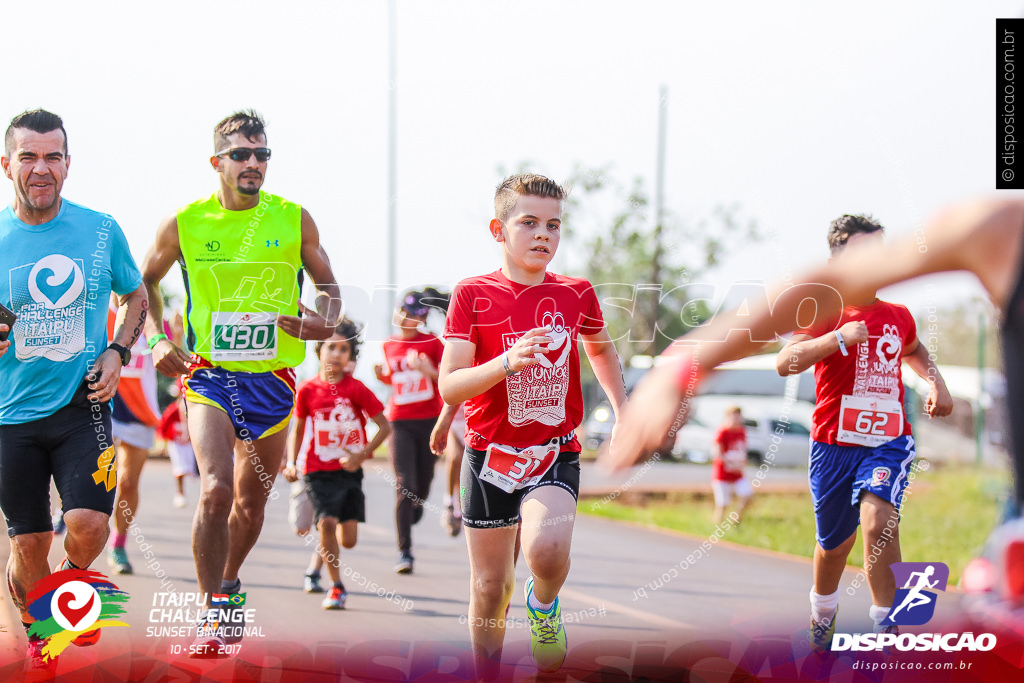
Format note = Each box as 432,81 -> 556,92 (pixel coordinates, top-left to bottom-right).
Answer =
313,418 -> 365,461
210,312 -> 277,362
838,395 -> 904,447
722,448 -> 746,473
480,441 -> 559,493
391,369 -> 434,405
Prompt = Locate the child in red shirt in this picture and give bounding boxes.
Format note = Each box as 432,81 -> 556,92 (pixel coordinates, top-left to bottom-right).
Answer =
284,320 -> 390,610
373,288 -> 447,574
711,406 -> 753,524
440,174 -> 627,676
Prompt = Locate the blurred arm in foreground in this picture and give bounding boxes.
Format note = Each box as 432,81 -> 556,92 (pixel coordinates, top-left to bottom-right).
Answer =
605,199 -> 1024,472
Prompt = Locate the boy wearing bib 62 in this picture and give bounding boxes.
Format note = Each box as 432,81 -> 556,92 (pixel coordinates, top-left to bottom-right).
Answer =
778,215 -> 952,649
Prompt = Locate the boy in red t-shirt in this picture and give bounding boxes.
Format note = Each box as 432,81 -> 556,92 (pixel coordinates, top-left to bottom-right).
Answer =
284,320 -> 391,610
440,174 -> 627,676
777,216 -> 951,649
711,406 -> 752,524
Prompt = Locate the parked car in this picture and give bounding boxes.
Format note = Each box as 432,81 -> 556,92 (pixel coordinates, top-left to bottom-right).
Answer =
582,354 -> 815,461
672,395 -> 814,467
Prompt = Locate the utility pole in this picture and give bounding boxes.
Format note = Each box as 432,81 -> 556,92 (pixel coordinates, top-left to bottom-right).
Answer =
645,86 -> 668,357
386,0 -> 398,337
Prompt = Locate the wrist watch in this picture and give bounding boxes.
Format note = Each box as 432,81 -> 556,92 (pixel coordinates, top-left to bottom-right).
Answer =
108,343 -> 132,367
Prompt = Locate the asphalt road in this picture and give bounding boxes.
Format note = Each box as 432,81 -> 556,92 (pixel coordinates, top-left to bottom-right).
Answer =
0,456 -> 976,681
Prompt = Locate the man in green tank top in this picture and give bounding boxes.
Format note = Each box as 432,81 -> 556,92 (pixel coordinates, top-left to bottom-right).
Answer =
140,111 -> 341,656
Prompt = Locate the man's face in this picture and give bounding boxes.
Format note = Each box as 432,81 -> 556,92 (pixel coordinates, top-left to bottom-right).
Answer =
493,194 -> 562,272
212,132 -> 268,196
1,128 -> 69,217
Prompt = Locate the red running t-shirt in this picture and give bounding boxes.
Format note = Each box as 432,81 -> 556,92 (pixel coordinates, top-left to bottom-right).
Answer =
380,332 -> 445,422
712,426 -> 746,482
295,375 -> 386,474
444,270 -> 605,451
798,300 -> 917,446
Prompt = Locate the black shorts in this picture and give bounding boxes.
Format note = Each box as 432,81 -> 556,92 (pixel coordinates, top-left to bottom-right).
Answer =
460,446 -> 580,529
0,382 -> 116,537
304,469 -> 366,524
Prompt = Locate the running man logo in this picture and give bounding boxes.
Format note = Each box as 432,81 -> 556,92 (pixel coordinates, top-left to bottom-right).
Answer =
882,562 -> 949,626
91,446 -> 117,491
26,569 -> 130,661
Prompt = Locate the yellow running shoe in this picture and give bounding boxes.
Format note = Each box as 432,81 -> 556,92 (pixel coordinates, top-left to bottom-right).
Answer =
524,577 -> 566,672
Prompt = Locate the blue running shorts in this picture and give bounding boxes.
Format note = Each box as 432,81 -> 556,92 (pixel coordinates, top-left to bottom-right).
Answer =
809,435 -> 916,551
183,359 -> 295,440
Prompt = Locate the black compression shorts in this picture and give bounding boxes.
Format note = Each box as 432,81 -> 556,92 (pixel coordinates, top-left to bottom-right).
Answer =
0,382 -> 117,537
460,446 -> 580,529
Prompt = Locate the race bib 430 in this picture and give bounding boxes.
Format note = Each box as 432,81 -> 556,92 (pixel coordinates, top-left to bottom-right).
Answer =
210,311 -> 277,362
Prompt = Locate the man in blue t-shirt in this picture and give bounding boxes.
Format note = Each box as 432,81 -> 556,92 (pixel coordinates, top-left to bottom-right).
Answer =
0,109 -> 147,665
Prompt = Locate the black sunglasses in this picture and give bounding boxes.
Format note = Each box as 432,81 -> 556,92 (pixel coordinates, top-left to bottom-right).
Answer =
214,147 -> 271,163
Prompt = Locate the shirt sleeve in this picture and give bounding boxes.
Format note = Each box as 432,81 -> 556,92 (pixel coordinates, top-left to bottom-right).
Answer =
354,379 -> 386,418
294,383 -> 311,420
429,335 -> 445,366
444,282 -> 475,342
796,311 -> 842,339
108,220 -> 144,296
902,307 -> 918,350
578,281 -> 605,336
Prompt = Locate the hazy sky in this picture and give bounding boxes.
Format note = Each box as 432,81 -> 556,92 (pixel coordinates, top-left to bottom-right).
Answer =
3,0 -> 1020,373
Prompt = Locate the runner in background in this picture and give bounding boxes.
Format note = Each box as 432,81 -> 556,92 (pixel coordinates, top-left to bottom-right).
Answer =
107,294 -> 161,575
374,288 -> 447,574
711,406 -> 752,525
285,415 -> 323,593
285,320 -> 390,609
431,402 -> 465,536
157,384 -> 198,508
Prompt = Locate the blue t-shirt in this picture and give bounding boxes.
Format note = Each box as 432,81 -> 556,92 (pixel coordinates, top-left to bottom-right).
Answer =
0,199 -> 143,424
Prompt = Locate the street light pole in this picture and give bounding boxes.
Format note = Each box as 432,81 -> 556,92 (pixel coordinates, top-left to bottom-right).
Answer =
386,0 -> 398,337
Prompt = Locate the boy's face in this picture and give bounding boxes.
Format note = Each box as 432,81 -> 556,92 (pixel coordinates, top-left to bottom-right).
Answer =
491,194 -> 562,273
319,337 -> 353,376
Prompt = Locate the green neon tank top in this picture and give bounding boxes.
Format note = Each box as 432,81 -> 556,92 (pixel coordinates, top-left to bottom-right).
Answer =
177,191 -> 305,372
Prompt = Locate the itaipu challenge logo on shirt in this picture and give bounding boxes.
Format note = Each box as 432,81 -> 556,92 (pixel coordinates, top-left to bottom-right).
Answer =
10,254 -> 87,361
504,311 -> 572,427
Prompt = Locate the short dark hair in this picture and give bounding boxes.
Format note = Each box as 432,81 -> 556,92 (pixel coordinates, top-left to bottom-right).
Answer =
494,173 -> 566,222
400,287 -> 450,319
314,318 -> 363,361
213,110 -> 266,151
827,214 -> 884,255
5,109 -> 68,157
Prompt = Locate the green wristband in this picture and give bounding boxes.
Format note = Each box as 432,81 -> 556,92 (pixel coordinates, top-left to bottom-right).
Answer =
147,333 -> 168,350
